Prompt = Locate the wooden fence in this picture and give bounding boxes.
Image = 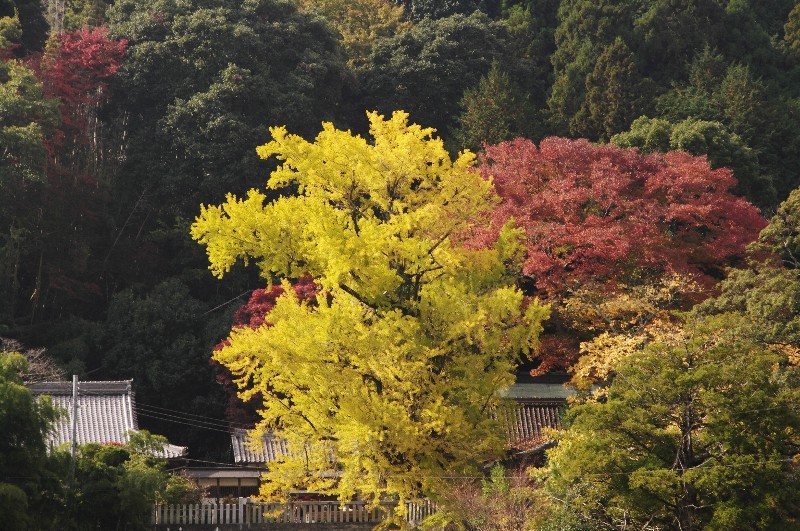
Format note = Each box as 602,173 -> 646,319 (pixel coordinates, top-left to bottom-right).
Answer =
151,499 -> 436,526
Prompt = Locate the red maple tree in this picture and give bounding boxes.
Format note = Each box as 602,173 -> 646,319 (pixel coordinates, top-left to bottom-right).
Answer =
33,27 -> 126,178
39,28 -> 126,130
479,137 -> 766,295
478,137 -> 766,373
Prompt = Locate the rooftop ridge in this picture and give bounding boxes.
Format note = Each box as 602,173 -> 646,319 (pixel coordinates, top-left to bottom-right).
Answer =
28,380 -> 133,395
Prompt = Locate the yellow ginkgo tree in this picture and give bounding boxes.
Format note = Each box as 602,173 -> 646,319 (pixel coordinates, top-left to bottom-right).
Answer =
296,0 -> 409,68
191,111 -> 548,514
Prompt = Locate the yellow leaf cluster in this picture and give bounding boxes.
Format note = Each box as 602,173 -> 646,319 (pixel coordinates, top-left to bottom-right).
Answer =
295,0 -> 409,68
192,111 -> 548,511
561,273 -> 700,334
566,274 -> 697,394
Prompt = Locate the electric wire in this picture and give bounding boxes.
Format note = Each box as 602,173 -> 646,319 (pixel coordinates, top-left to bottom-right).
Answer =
73,387 -> 253,431
135,403 -> 251,431
135,410 -> 234,435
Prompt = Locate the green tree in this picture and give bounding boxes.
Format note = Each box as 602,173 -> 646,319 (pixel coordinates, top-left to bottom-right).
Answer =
656,56 -> 800,202
581,37 -> 653,140
453,62 -> 525,152
66,431 -> 199,530
43,0 -> 110,31
612,116 -> 775,208
783,3 -> 800,61
501,1 -> 558,138
547,0 -> 795,146
0,352 -> 60,530
0,39 -> 58,185
547,0 -> 636,137
633,0 -> 724,84
759,185 -> 800,265
0,0 -> 49,54
361,12 -> 512,140
542,320 -> 800,529
192,111 -> 549,515
0,14 -> 58,329
65,0 -> 109,29
107,0 -> 348,219
721,0 -> 787,76
100,279 -> 232,459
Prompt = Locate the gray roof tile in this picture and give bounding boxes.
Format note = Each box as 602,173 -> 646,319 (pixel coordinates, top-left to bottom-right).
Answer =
502,400 -> 565,451
28,380 -> 187,458
231,428 -> 290,464
230,400 -> 566,464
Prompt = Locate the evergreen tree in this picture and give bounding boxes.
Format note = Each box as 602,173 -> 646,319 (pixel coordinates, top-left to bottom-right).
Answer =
543,322 -> 800,529
0,352 -> 59,530
362,12 -> 511,140
582,37 -> 653,140
453,62 -> 525,151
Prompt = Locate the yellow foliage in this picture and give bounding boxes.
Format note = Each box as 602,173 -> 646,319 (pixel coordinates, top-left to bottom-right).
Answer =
193,111 -> 548,515
566,274 -> 697,393
765,343 -> 800,366
570,320 -> 684,396
295,0 -> 409,68
560,273 -> 700,334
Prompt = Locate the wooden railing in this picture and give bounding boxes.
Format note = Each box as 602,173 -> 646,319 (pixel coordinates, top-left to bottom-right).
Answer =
151,499 -> 436,526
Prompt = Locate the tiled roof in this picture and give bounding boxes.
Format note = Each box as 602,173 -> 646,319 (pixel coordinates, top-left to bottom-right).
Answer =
503,400 -> 565,451
231,428 -> 290,464
230,399 -> 566,464
28,380 -> 187,459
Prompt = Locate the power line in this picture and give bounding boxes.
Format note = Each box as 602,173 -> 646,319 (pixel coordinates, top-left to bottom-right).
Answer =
180,457 -> 266,470
136,403 -> 250,430
73,388 -> 253,431
201,290 -> 254,316
135,410 -> 234,435
136,406 -> 236,431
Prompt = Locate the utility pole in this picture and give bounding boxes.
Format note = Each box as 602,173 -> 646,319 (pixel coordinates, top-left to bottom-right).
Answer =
69,374 -> 78,489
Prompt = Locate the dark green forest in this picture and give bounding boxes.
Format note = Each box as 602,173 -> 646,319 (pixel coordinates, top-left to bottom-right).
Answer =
4,1 -> 800,529
2,0 -> 799,465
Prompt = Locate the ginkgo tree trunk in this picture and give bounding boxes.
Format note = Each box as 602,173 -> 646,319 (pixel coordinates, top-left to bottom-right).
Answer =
192,111 -> 548,514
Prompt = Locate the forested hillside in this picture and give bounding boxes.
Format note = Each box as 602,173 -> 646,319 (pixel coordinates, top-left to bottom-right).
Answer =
2,0 -> 799,485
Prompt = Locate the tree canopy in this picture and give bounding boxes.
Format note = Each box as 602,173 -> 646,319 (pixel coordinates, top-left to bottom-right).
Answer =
192,110 -> 548,512
0,352 -> 59,530
541,319 -> 800,529
479,137 -> 764,295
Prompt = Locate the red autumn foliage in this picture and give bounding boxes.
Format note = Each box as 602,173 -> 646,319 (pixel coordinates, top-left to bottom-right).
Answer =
31,27 -> 126,182
15,29 -> 127,319
478,138 -> 766,375
479,137 -> 767,296
534,334 -> 582,376
213,275 -> 318,426
229,274 -> 318,329
38,27 -> 126,136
